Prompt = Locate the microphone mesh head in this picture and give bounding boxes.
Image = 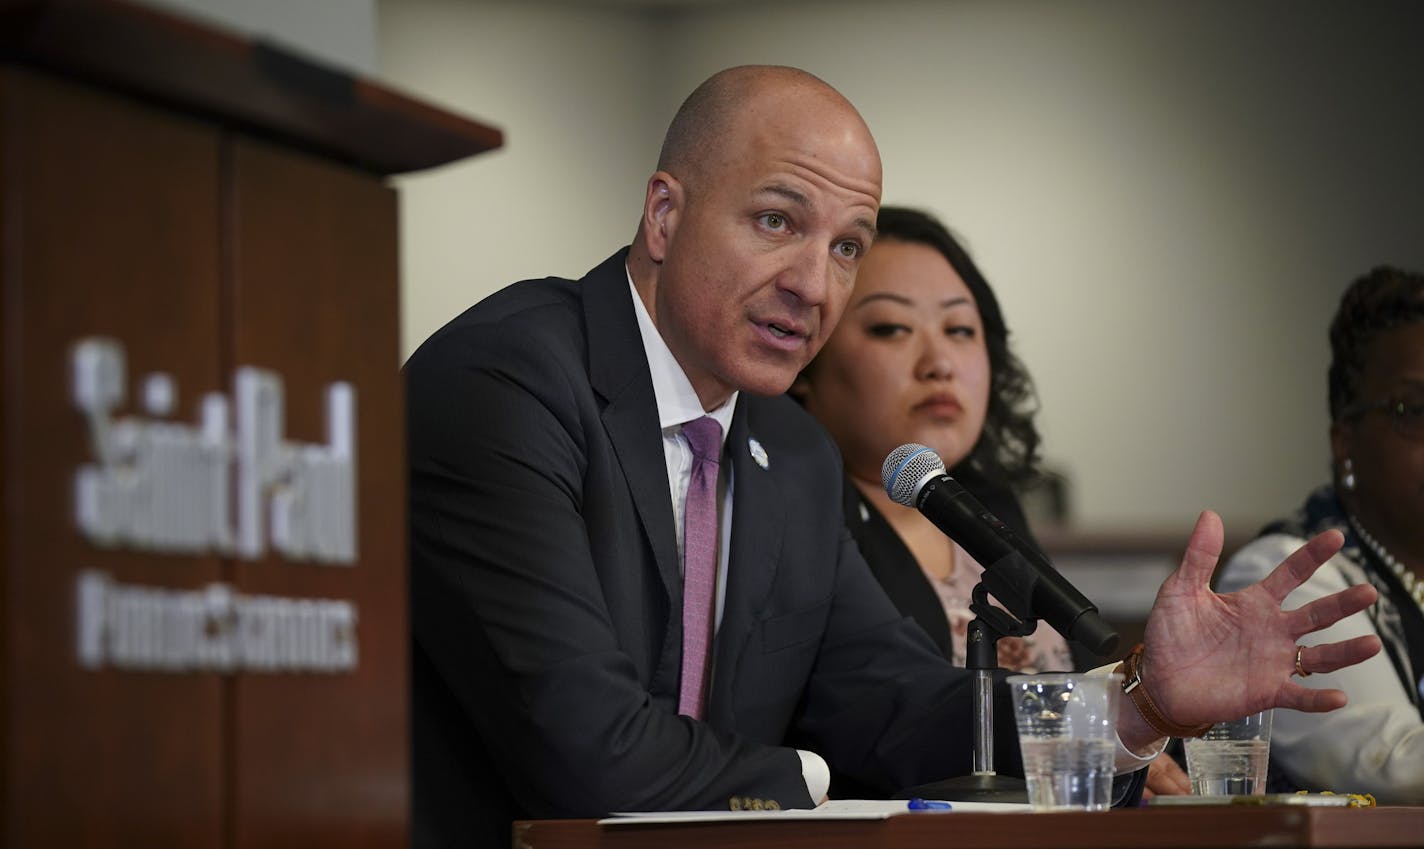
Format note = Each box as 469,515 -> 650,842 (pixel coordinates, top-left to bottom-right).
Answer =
881,443 -> 946,506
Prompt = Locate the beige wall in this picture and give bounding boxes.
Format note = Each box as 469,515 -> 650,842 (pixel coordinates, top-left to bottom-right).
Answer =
136,0 -> 379,73
377,0 -> 1424,532
379,0 -> 664,372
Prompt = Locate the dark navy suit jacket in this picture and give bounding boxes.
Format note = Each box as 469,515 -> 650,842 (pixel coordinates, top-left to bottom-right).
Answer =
406,249 -> 1022,847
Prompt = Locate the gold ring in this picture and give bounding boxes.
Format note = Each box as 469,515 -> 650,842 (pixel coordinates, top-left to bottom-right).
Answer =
1294,645 -> 1311,678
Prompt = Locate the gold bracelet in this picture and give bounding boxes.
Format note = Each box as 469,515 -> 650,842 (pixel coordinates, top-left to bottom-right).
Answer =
1114,643 -> 1214,738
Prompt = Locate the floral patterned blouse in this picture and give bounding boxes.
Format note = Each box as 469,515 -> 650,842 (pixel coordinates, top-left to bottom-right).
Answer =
922,542 -> 1074,674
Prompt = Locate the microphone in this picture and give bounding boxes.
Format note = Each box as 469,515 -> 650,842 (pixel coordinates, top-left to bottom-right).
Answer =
882,443 -> 1118,657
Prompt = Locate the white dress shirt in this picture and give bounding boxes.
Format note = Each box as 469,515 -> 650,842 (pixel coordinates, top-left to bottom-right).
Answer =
626,273 -> 736,619
626,271 -> 831,801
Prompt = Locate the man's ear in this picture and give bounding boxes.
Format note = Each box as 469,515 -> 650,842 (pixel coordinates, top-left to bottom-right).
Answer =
641,171 -> 682,263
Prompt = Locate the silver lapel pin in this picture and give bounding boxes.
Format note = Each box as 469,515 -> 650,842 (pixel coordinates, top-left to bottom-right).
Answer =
747,437 -> 769,470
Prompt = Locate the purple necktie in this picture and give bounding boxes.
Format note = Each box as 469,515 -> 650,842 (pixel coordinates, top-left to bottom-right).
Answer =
678,415 -> 722,719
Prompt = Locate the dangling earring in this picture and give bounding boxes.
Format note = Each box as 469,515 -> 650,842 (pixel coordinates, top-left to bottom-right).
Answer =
1342,458 -> 1356,491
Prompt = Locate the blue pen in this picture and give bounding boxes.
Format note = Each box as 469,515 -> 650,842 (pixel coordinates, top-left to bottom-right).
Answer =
907,797 -> 953,810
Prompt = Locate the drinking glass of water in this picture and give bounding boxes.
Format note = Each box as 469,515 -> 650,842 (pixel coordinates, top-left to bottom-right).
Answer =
1184,709 -> 1273,796
1007,673 -> 1120,811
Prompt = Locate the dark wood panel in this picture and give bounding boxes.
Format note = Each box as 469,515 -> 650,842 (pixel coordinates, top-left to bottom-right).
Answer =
0,0 -> 502,175
227,137 -> 406,849
0,67 -> 224,849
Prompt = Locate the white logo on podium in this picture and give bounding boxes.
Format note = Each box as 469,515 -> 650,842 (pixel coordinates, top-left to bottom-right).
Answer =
72,338 -> 357,563
69,338 -> 365,673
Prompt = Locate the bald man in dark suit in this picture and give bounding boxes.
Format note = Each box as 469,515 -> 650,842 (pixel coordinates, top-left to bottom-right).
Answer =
406,65 -> 1381,847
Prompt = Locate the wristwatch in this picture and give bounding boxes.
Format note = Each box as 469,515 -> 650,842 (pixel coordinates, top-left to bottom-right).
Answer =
1115,643 -> 1214,738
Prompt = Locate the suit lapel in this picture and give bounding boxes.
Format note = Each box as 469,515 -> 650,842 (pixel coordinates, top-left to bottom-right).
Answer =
582,250 -> 682,612
581,253 -> 789,717
707,397 -> 785,723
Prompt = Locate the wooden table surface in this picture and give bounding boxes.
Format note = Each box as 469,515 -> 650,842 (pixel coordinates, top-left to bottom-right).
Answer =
515,805 -> 1423,849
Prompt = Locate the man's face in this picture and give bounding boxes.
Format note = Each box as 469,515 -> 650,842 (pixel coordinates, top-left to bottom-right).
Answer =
646,90 -> 882,409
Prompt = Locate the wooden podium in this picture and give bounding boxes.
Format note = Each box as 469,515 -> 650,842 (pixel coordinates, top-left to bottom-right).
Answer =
0,1 -> 500,846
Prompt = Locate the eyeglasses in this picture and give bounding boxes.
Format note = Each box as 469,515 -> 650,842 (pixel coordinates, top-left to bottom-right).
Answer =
1341,395 -> 1424,440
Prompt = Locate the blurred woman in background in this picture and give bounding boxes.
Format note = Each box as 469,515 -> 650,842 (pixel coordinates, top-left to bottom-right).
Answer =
1216,266 -> 1424,802
794,206 -> 1068,673
795,206 -> 1189,797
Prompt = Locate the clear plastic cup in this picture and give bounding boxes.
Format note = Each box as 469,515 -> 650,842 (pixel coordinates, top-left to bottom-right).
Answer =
1184,710 -> 1273,796
1007,673 -> 1120,811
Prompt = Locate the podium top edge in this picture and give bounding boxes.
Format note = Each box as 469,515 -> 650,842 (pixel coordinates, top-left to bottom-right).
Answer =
0,0 -> 504,175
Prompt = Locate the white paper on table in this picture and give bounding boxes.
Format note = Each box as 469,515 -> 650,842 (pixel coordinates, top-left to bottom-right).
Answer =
599,798 -> 1032,825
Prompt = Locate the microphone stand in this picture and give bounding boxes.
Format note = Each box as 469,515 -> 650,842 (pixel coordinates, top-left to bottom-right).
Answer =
897,552 -> 1047,804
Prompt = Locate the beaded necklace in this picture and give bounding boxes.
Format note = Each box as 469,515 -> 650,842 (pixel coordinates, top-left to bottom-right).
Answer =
1348,516 -> 1424,613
